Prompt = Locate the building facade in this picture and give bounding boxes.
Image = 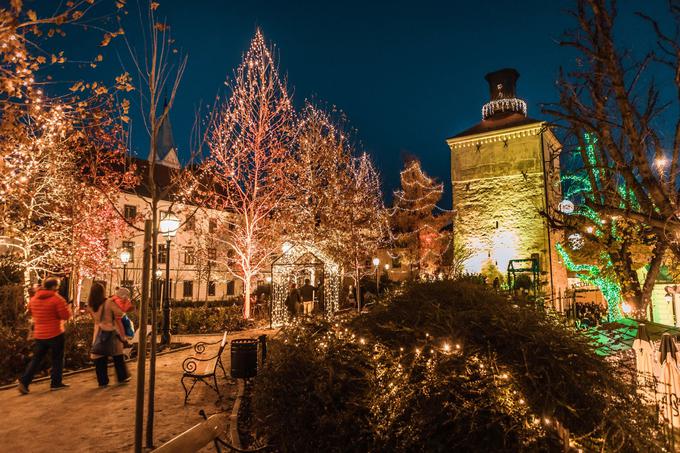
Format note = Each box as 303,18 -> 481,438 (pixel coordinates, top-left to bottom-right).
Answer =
85,114 -> 244,303
447,68 -> 567,296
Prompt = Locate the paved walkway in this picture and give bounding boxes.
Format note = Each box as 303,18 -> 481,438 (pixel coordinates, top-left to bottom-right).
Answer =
0,329 -> 274,453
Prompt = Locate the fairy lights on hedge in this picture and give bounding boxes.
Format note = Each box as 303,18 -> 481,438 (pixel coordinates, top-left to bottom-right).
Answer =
280,319 -> 560,448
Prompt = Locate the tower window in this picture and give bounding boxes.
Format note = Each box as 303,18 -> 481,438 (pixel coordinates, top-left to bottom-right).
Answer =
495,221 -> 499,229
465,183 -> 470,191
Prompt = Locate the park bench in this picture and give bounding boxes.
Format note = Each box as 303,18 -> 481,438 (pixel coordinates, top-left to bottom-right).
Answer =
181,331 -> 229,404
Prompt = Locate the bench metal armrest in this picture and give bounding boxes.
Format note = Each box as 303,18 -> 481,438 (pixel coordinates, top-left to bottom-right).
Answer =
182,354 -> 220,373
193,339 -> 222,354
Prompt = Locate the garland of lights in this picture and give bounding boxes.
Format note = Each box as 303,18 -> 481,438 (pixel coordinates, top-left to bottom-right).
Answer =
557,133 -> 628,321
481,98 -> 527,120
556,244 -> 623,321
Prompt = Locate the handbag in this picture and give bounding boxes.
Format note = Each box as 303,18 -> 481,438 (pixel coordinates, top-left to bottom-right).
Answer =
91,303 -> 119,356
121,314 -> 134,338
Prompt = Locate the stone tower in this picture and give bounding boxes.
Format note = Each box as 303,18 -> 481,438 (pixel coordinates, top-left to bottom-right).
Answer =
446,68 -> 567,295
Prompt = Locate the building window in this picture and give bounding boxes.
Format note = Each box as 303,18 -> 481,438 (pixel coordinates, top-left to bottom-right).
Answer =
226,280 -> 235,296
208,281 -> 216,297
207,248 -> 217,263
183,281 -> 193,298
184,247 -> 195,265
158,244 -> 167,264
124,205 -> 137,221
185,215 -> 195,231
122,241 -> 135,263
209,219 -> 217,233
392,255 -> 402,269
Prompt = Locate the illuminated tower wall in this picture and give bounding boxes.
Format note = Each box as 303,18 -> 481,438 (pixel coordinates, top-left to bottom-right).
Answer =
446,68 -> 567,295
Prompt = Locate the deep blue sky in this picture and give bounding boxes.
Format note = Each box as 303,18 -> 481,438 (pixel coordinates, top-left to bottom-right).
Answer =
41,0 -> 674,208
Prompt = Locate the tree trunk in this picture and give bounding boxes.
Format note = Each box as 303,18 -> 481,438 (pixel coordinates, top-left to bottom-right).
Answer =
244,277 -> 252,319
355,266 -> 361,313
75,274 -> 83,316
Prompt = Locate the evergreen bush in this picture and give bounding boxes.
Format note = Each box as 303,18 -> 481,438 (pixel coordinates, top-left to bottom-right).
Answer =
253,281 -> 662,452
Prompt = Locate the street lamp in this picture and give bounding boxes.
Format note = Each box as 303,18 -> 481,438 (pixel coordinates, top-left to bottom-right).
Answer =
120,249 -> 131,290
372,257 -> 380,295
159,210 -> 180,345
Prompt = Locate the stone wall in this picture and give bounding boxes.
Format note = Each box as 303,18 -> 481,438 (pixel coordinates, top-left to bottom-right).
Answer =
450,129 -> 568,295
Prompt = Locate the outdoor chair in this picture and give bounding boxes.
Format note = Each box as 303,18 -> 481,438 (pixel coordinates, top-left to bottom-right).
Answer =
181,331 -> 229,404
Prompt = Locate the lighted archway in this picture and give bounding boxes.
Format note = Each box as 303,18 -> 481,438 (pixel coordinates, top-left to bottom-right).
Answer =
271,243 -> 341,325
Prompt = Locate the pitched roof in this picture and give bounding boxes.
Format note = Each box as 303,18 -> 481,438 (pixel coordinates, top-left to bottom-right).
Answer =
447,113 -> 543,141
148,107 -> 180,169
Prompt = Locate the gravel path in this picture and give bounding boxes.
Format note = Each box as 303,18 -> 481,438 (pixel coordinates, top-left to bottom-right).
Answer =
0,329 -> 274,452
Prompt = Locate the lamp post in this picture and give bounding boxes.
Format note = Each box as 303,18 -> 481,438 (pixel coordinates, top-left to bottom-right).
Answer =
120,249 -> 131,290
372,257 -> 380,295
159,211 -> 180,345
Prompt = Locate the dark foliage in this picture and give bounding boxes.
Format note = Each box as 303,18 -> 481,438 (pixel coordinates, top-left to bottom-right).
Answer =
0,254 -> 22,285
253,281 -> 663,452
352,281 -> 662,451
253,321 -> 375,453
171,305 -> 252,334
0,318 -> 93,386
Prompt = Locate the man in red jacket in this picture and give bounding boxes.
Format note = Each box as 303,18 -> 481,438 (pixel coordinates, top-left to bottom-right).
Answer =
18,277 -> 72,394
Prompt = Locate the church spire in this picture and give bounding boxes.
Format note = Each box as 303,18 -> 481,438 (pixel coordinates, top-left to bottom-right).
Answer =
149,98 -> 181,169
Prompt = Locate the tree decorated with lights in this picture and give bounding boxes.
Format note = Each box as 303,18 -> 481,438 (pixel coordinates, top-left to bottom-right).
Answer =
286,103 -> 353,254
203,30 -> 294,319
340,152 -> 389,308
553,133 -> 657,320
392,159 -> 451,279
0,2 -> 133,300
544,0 -> 680,316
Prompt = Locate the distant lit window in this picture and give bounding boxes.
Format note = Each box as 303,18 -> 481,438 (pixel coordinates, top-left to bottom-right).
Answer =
183,281 -> 193,298
184,247 -> 195,265
124,205 -> 137,220
158,244 -> 167,264
207,248 -> 217,262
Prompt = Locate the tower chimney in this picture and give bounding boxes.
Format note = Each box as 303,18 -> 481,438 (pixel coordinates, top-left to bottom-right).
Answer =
481,68 -> 527,120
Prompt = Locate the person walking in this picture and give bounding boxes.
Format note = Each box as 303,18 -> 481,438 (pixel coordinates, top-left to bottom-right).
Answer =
285,283 -> 301,320
298,279 -> 315,316
18,277 -> 72,394
88,283 -> 130,387
111,287 -> 134,342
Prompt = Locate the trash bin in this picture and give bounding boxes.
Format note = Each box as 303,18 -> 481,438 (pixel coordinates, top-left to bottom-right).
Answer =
231,338 -> 259,379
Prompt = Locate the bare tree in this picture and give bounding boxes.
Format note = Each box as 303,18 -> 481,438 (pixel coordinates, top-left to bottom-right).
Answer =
543,0 -> 680,314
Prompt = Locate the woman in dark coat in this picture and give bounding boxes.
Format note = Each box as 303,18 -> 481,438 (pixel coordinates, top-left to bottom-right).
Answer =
285,283 -> 301,320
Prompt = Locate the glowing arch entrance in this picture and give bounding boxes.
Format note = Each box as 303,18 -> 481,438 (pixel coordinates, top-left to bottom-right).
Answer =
271,243 -> 341,325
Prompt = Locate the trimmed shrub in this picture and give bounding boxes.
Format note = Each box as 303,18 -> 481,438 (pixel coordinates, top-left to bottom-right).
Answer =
171,305 -> 252,334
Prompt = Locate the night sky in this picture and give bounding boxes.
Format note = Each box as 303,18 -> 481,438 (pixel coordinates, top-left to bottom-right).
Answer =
48,0 -> 675,208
